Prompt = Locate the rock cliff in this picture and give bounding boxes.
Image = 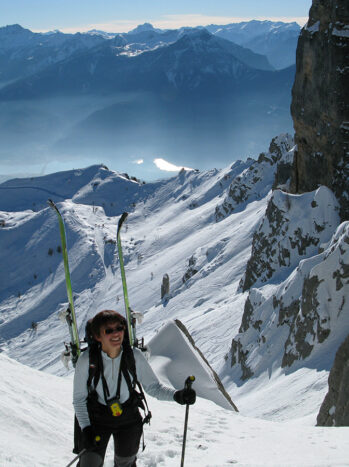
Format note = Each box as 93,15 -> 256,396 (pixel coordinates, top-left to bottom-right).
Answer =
230,221 -> 349,381
317,333 -> 349,426
240,186 -> 340,291
290,0 -> 349,221
215,134 -> 294,221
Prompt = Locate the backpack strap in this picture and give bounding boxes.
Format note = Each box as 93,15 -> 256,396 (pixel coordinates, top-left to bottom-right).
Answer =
87,344 -> 101,394
86,343 -> 152,425
123,348 -> 152,425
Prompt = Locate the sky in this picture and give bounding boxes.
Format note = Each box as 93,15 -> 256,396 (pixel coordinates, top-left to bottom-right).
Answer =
1,0 -> 312,32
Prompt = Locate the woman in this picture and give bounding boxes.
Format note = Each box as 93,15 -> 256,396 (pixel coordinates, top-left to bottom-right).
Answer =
73,310 -> 196,467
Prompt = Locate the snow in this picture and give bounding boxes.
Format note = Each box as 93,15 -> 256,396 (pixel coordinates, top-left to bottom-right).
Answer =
1,353 -> 349,467
332,25 -> 349,38
0,150 -> 348,465
306,21 -> 320,34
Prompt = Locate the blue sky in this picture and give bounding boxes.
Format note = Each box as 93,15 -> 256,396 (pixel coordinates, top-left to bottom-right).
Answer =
2,0 -> 312,32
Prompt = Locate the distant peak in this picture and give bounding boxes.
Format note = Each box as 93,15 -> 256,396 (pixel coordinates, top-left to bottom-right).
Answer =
128,23 -> 156,34
0,24 -> 30,33
179,28 -> 213,43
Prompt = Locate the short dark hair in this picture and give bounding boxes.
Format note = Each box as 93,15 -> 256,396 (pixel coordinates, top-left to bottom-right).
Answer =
90,310 -> 126,337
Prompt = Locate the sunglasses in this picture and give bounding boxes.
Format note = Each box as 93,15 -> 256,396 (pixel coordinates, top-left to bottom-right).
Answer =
104,325 -> 125,335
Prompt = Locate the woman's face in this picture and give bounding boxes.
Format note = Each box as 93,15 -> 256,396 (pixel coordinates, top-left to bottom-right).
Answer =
95,320 -> 125,358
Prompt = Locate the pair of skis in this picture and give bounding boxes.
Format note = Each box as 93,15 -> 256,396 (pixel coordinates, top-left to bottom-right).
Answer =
48,200 -> 136,367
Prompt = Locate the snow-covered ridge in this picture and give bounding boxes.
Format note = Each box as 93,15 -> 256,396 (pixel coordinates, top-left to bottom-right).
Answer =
0,19 -> 298,87
0,164 -> 153,215
230,221 -> 349,382
0,133 -> 347,433
215,133 -> 294,220
240,185 -> 340,290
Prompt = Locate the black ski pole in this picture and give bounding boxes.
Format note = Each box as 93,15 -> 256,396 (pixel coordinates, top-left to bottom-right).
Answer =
180,375 -> 195,467
65,449 -> 86,467
65,435 -> 102,467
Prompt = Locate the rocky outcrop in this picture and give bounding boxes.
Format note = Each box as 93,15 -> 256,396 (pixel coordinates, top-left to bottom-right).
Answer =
161,273 -> 170,299
215,134 -> 294,221
230,221 -> 349,381
182,255 -> 198,283
317,333 -> 349,426
240,186 -> 339,291
290,0 -> 349,220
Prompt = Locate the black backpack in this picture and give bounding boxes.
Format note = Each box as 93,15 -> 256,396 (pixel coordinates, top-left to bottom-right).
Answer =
73,320 -> 151,453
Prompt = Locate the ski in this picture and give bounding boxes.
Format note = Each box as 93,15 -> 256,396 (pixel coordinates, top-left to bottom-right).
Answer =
116,212 -> 137,347
47,199 -> 81,366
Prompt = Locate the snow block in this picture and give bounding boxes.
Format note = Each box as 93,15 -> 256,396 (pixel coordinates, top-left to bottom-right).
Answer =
147,319 -> 238,412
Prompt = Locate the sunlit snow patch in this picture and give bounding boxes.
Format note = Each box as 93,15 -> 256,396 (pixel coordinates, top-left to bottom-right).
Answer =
147,319 -> 238,412
153,158 -> 194,172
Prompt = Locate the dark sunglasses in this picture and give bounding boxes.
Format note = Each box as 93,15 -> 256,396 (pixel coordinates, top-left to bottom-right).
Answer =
104,325 -> 125,335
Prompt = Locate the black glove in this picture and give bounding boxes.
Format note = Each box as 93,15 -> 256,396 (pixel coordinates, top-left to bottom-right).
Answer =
174,388 -> 196,405
82,425 -> 99,450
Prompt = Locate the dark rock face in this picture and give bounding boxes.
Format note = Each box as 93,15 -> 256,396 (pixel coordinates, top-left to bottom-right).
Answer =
182,255 -> 198,283
290,0 -> 349,221
161,273 -> 170,299
317,333 -> 349,426
230,221 -> 348,382
215,134 -> 294,221
240,186 -> 339,292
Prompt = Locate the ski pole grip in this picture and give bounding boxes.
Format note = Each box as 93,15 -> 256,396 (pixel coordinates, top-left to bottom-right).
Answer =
185,375 -> 195,390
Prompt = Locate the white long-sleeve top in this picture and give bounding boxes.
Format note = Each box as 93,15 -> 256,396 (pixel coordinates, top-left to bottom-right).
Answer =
73,347 -> 175,429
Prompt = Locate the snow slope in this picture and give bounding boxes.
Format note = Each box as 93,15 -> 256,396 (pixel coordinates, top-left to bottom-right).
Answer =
1,352 -> 349,467
0,134 -> 348,464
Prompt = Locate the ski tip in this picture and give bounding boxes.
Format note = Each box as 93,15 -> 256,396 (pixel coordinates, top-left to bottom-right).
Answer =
47,199 -> 56,210
118,212 -> 129,230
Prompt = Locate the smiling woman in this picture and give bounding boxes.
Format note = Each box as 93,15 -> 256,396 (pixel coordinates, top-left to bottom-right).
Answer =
72,309 -> 196,467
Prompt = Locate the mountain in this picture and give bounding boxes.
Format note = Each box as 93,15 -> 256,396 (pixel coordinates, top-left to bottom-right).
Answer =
290,0 -> 349,221
0,23 -> 274,88
0,20 -> 300,89
0,24 -> 105,84
0,133 -> 347,425
207,20 -> 301,69
0,26 -> 294,170
0,28 -> 275,99
226,0 -> 349,426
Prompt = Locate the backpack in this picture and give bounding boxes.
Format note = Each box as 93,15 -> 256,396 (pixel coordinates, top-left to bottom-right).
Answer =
73,320 -> 151,454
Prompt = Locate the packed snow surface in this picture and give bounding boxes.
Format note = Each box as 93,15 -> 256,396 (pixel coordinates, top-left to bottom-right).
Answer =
1,354 -> 349,467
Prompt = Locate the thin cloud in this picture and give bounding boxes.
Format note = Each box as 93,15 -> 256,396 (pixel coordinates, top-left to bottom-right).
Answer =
153,14 -> 308,29
154,158 -> 194,172
38,14 -> 308,34
132,159 -> 144,165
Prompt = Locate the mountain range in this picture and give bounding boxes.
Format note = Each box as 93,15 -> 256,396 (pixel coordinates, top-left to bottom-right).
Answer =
0,21 -> 298,178
0,21 -> 300,86
0,134 -> 347,425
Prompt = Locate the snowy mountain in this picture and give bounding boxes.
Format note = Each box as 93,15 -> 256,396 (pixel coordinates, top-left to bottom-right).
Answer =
0,131 -> 348,463
0,23 -> 273,88
207,20 -> 301,69
0,22 -> 296,173
0,24 -> 105,84
0,28 -> 275,99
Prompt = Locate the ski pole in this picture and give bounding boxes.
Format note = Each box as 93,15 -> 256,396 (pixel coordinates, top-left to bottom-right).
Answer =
180,375 -> 195,467
65,435 -> 102,467
65,448 -> 86,467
